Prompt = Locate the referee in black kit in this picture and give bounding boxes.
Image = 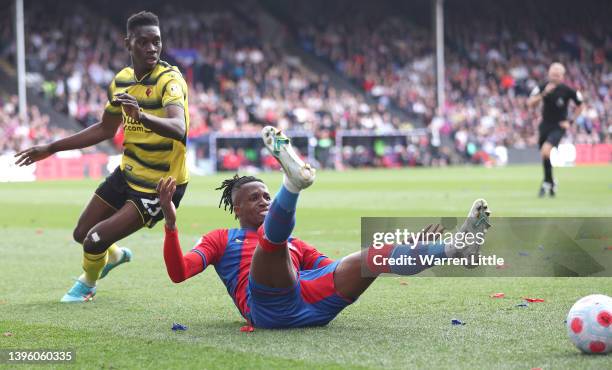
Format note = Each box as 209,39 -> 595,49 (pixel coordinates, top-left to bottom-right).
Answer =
527,62 -> 584,197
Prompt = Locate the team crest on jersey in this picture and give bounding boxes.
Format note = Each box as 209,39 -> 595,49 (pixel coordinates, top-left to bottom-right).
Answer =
146,87 -> 152,97
556,97 -> 564,107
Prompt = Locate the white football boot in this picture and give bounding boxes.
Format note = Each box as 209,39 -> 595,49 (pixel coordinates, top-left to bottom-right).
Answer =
445,199 -> 492,268
261,126 -> 315,191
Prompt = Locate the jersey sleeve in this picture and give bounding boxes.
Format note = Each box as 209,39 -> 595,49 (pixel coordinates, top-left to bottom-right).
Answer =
291,238 -> 335,270
103,78 -> 122,115
529,83 -> 545,97
570,88 -> 584,105
159,70 -> 187,108
164,226 -> 207,283
191,229 -> 227,268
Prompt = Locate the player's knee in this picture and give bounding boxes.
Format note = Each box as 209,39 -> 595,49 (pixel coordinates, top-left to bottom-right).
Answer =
82,229 -> 110,254
72,227 -> 87,244
335,252 -> 375,299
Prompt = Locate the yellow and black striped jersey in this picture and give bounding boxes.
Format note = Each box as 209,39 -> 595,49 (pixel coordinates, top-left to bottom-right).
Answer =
104,61 -> 189,193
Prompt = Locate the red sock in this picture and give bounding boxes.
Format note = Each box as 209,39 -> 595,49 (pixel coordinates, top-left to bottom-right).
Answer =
365,244 -> 394,274
257,225 -> 287,252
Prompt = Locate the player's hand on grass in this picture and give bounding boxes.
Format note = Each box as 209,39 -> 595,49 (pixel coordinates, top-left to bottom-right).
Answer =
14,144 -> 53,166
113,93 -> 141,122
157,177 -> 177,229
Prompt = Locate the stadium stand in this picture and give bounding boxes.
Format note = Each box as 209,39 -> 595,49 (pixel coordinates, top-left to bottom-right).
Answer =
0,0 -> 609,168
0,93 -> 73,153
290,0 -> 610,153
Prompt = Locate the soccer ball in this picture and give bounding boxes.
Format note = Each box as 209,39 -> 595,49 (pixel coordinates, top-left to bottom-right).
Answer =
566,294 -> 612,354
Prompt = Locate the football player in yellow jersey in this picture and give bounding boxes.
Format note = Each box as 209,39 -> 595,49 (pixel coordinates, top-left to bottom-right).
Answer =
14,11 -> 189,302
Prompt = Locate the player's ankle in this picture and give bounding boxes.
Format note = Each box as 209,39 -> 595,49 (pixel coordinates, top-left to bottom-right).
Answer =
107,245 -> 123,264
78,274 -> 96,288
282,175 -> 300,193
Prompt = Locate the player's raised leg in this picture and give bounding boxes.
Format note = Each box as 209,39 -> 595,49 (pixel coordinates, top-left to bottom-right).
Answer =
249,126 -> 316,289
334,200 -> 492,299
334,224 -> 445,298
61,203 -> 143,302
447,199 -> 492,265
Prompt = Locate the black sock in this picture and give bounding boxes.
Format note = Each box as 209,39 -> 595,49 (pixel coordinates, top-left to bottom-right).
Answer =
543,158 -> 553,184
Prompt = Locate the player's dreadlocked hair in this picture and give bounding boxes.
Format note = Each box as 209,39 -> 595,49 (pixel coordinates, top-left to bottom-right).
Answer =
216,174 -> 264,218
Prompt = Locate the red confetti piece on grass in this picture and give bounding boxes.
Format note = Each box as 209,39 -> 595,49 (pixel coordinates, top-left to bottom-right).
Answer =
490,293 -> 505,298
495,264 -> 509,269
240,325 -> 255,332
35,229 -> 44,234
523,298 -> 545,303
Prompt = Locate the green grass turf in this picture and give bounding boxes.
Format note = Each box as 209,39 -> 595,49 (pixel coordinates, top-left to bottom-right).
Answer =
1,164 -> 611,369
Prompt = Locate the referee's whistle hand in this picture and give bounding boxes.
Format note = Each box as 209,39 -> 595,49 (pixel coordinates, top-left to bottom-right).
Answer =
543,83 -> 556,95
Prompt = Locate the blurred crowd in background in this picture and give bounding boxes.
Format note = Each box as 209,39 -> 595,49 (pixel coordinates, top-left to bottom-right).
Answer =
294,0 -> 610,149
0,0 -> 609,169
0,94 -> 72,154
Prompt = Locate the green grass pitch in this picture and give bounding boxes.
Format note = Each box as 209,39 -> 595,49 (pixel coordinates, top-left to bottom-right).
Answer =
1,165 -> 611,369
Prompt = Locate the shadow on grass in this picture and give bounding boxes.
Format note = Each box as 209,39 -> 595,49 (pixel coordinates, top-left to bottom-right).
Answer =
554,350 -> 609,359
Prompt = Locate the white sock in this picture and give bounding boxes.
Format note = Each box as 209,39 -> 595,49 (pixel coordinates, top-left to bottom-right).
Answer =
282,174 -> 300,193
78,273 -> 96,288
106,244 -> 123,264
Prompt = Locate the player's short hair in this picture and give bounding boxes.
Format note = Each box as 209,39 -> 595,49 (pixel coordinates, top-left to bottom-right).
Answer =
549,62 -> 566,74
216,174 -> 264,218
126,11 -> 159,36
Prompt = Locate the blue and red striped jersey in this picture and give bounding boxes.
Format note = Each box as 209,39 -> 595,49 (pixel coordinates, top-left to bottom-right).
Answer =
189,228 -> 334,318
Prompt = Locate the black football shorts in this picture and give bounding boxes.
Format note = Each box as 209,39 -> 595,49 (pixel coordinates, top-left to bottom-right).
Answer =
538,125 -> 565,148
94,166 -> 187,228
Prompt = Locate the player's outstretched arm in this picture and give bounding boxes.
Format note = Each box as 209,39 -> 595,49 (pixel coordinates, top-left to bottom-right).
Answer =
14,111 -> 122,166
158,177 -> 204,283
113,93 -> 185,141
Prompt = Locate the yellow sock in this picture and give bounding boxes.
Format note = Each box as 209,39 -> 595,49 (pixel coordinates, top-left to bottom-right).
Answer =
80,251 -> 108,286
106,243 -> 122,264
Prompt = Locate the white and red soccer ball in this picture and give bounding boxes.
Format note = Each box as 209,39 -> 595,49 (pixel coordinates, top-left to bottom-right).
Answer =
566,294 -> 612,354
